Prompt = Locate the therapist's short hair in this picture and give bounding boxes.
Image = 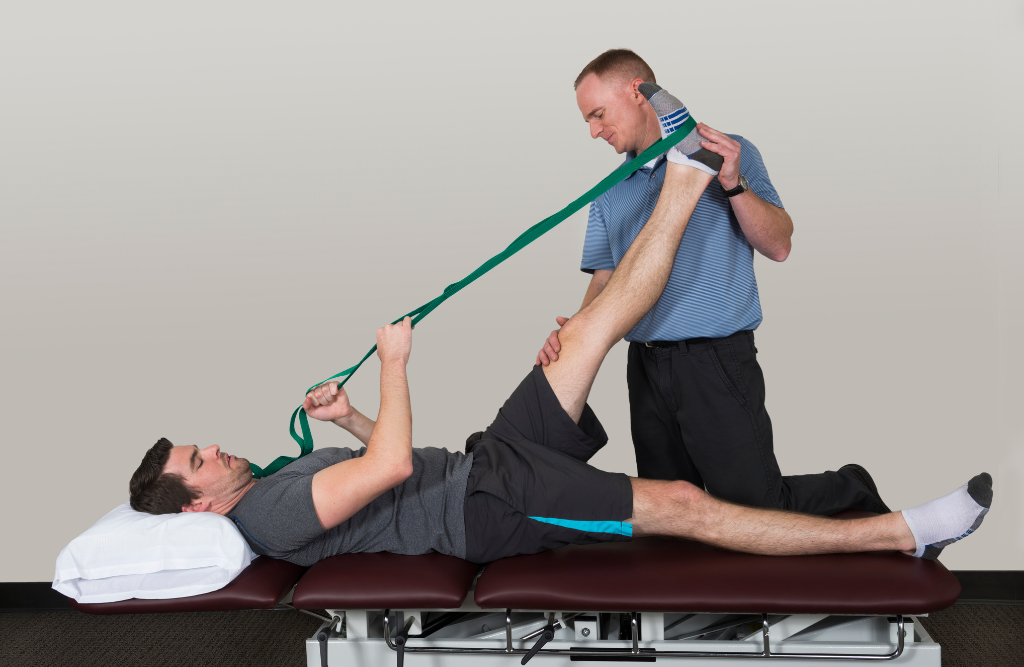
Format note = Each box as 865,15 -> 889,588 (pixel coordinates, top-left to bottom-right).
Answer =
574,49 -> 656,90
129,437 -> 200,514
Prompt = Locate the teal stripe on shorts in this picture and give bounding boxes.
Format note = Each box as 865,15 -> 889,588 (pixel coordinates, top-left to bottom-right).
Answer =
527,516 -> 633,537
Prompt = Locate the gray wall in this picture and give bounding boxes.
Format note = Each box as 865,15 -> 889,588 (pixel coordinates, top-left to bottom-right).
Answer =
2,1 -> 1021,581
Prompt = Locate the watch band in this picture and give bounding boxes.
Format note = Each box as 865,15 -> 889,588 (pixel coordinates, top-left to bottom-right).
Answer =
723,174 -> 749,198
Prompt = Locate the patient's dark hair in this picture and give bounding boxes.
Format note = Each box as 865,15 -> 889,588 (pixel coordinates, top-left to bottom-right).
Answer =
574,49 -> 656,90
129,438 -> 200,514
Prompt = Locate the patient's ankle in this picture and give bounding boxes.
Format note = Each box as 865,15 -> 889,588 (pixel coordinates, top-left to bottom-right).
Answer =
888,512 -> 919,554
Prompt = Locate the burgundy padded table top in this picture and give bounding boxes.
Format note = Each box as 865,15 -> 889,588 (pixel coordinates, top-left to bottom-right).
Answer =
292,552 -> 479,610
70,557 -> 305,615
474,512 -> 961,615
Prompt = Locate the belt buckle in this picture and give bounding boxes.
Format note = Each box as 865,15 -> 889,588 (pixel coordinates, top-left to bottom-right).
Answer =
645,341 -> 654,348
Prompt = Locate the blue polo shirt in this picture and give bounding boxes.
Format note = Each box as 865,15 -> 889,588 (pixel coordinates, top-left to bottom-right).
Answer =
581,135 -> 782,343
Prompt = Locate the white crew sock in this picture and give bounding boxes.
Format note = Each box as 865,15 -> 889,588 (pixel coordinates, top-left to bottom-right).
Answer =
901,473 -> 992,559
638,82 -> 720,175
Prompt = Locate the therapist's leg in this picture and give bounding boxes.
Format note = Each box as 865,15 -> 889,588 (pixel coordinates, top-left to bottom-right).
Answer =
630,472 -> 992,560
627,341 -> 705,485
671,332 -> 887,515
543,163 -> 713,423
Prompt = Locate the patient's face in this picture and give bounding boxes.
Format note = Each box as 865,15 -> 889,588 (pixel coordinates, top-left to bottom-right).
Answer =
164,444 -> 252,508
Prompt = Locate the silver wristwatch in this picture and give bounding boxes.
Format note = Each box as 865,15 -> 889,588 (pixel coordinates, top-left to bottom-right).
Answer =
723,174 -> 749,198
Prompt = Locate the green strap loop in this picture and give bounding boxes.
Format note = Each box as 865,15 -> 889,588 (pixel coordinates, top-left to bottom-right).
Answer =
250,118 -> 697,478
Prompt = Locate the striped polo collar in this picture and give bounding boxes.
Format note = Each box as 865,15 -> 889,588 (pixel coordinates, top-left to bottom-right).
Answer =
623,150 -> 667,179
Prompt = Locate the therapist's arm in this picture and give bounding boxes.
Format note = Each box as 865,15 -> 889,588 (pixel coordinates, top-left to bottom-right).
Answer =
697,123 -> 793,262
581,269 -> 613,309
536,269 -> 612,366
304,318 -> 415,530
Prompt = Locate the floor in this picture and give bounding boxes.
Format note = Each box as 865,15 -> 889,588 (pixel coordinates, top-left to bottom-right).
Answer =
1,604 -> 1021,667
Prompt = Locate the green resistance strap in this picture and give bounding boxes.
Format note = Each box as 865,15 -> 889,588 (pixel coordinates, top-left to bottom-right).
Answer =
249,118 -> 696,478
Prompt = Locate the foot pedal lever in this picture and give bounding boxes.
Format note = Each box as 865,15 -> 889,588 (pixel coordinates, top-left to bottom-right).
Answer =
318,615 -> 341,667
394,615 -> 416,667
521,623 -> 556,665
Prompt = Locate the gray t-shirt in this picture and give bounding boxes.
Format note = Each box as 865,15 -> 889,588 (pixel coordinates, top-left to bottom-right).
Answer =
229,447 -> 474,565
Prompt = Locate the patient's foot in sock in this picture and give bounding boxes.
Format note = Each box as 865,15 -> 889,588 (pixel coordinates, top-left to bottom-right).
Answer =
638,82 -> 722,175
901,473 -> 992,559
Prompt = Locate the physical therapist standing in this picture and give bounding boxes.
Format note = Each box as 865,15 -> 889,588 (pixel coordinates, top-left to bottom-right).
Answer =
537,49 -> 888,516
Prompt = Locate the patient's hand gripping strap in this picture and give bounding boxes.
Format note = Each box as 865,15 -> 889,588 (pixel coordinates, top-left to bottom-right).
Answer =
250,118 -> 696,478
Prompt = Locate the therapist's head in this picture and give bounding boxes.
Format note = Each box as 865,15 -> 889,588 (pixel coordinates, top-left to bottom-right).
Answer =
574,49 -> 660,156
129,438 -> 252,514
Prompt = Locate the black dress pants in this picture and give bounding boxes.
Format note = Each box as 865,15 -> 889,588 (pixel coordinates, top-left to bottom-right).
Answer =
627,331 -> 886,515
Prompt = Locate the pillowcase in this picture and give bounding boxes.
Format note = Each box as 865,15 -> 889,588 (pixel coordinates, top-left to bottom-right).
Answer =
53,502 -> 255,604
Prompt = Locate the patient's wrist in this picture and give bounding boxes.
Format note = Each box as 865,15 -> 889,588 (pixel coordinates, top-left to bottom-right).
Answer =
332,411 -> 358,429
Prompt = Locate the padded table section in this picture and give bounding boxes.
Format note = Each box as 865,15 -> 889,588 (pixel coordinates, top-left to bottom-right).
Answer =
70,557 -> 305,614
474,511 -> 961,615
292,552 -> 479,610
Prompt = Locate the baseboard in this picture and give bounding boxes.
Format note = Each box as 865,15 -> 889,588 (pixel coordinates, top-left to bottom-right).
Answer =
1,582 -> 73,612
953,570 -> 1024,605
4,571 -> 1022,612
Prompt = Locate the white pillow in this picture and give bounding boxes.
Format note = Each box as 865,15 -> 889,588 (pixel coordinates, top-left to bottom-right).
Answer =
53,502 -> 255,604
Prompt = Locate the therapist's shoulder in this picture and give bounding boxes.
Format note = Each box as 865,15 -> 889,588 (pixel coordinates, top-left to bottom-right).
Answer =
727,135 -> 770,171
727,134 -> 760,156
726,134 -> 784,207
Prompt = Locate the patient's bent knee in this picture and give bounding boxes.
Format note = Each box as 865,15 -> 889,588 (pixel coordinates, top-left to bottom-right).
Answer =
557,314 -> 590,344
557,312 -> 613,354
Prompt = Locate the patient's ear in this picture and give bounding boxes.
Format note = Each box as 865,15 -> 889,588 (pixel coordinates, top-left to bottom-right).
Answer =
181,500 -> 209,513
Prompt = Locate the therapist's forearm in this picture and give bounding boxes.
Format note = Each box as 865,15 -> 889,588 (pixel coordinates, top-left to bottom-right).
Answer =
333,409 -> 376,447
731,191 -> 793,262
581,269 -> 613,310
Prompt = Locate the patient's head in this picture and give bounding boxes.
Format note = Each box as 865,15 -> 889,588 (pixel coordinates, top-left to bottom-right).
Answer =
129,437 -> 253,515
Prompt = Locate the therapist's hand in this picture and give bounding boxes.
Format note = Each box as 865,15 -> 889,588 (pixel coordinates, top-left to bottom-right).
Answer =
304,382 -> 354,422
535,316 -> 569,366
696,123 -> 742,191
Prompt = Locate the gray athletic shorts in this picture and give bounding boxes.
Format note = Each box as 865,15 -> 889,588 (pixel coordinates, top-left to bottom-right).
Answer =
463,365 -> 634,563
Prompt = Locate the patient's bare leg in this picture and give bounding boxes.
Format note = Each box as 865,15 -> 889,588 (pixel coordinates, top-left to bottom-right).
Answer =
543,163 -> 713,422
630,474 -> 991,559
630,478 -> 911,554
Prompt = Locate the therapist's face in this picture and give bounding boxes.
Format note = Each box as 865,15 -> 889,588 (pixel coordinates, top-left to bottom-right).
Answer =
575,73 -> 650,155
164,444 -> 252,509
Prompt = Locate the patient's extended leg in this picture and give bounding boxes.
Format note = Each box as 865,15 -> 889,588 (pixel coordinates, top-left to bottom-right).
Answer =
543,163 -> 713,422
631,472 -> 993,559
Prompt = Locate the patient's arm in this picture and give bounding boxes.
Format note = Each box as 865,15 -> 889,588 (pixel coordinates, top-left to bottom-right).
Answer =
304,383 -> 376,447
307,318 -> 416,530
333,408 -> 375,446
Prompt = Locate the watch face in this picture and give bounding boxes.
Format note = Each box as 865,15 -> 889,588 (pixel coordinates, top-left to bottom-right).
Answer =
739,174 -> 749,191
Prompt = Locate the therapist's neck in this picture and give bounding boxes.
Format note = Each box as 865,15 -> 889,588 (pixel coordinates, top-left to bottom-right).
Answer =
635,107 -> 662,155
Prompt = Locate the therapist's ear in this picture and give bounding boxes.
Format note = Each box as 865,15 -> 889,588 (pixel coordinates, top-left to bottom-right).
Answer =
629,78 -> 645,104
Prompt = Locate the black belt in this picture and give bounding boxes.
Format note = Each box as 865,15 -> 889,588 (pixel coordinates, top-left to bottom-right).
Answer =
642,330 -> 752,350
645,338 -> 713,348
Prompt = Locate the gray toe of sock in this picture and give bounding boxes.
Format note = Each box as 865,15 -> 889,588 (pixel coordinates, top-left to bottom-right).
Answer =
967,472 -> 993,508
686,148 -> 724,171
638,82 -> 662,101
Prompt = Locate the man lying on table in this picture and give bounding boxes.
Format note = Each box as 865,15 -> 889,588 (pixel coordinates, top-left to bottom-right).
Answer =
129,87 -> 991,566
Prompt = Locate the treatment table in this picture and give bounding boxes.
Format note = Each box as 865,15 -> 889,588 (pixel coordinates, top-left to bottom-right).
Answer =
71,512 -> 961,666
